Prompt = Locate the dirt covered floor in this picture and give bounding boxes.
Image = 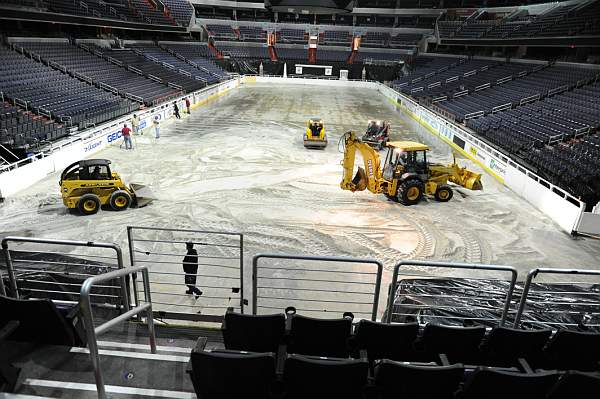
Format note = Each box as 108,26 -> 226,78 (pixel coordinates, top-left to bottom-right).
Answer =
2,83 -> 599,318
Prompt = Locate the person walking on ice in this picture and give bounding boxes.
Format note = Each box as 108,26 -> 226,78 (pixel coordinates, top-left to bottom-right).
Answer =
173,102 -> 181,119
182,242 -> 203,299
185,97 -> 191,114
153,116 -> 160,139
121,123 -> 132,150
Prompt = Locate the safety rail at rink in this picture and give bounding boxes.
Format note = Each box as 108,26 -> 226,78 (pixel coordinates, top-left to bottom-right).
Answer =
250,75 -> 597,236
0,77 -> 241,199
2,233 -> 599,332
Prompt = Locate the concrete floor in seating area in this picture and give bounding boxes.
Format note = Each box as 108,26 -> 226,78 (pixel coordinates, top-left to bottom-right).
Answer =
1,82 -> 599,320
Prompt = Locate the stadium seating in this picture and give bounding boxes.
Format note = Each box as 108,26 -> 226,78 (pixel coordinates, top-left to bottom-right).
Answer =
542,329 -> 600,371
206,24 -> 237,40
222,311 -> 286,353
361,31 -> 391,47
277,28 -> 307,43
0,101 -> 66,150
0,46 -> 135,129
353,319 -> 419,362
420,323 -> 487,364
163,43 -> 228,81
129,43 -> 216,84
481,326 -> 552,368
374,361 -> 464,399
287,311 -> 354,357
389,33 -> 422,47
162,0 -> 194,26
12,41 -> 178,107
0,295 -> 85,347
456,367 -> 560,399
275,47 -> 308,61
283,354 -> 368,399
217,44 -> 270,60
103,49 -> 205,92
238,25 -> 267,42
546,371 -> 600,399
322,30 -> 351,45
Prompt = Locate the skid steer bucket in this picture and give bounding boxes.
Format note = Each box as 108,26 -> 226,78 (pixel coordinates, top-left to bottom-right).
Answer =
351,167 -> 368,192
130,183 -> 154,208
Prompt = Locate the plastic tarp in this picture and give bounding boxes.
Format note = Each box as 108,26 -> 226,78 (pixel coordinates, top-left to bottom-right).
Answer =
390,278 -> 600,332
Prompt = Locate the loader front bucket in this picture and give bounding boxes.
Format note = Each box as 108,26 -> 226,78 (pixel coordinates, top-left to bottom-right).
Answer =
453,168 -> 483,191
351,167 -> 368,192
130,183 -> 154,208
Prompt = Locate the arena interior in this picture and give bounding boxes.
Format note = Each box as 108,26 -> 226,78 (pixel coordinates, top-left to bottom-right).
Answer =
1,0 -> 600,398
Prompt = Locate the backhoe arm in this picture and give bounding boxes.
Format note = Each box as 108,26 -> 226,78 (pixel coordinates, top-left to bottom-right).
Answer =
340,132 -> 384,193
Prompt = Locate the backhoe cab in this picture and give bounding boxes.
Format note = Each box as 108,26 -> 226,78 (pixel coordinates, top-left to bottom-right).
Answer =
304,118 -> 328,149
59,159 -> 153,215
340,131 -> 482,206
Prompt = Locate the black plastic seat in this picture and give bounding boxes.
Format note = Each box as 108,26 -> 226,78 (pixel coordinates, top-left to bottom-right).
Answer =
546,370 -> 600,399
189,349 -> 276,399
543,329 -> 600,371
482,326 -> 552,368
222,310 -> 286,353
354,320 -> 419,361
0,295 -> 84,347
283,354 -> 368,399
288,313 -> 353,357
374,360 -> 464,399
420,323 -> 486,364
456,367 -> 559,399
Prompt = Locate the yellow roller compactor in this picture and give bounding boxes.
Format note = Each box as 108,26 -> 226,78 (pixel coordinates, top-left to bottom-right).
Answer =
340,131 -> 482,205
304,118 -> 328,149
60,159 -> 153,215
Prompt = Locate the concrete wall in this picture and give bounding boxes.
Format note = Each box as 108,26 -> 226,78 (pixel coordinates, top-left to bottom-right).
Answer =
0,78 -> 240,199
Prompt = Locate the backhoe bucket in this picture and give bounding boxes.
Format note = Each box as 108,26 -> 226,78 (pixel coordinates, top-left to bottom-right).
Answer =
130,183 -> 154,208
351,167 -> 368,192
453,168 -> 483,191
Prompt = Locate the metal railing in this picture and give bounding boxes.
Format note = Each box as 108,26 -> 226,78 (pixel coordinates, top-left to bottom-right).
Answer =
386,260 -> 518,326
81,265 -> 156,399
1,237 -> 126,307
252,254 -> 383,321
127,226 -> 244,323
513,268 -> 600,329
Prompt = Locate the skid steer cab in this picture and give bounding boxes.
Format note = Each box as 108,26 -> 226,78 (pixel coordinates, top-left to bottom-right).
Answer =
59,159 -> 153,215
303,118 -> 328,149
362,120 -> 390,150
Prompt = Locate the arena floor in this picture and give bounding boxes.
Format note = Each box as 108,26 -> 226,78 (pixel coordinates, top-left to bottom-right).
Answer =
2,82 -> 600,319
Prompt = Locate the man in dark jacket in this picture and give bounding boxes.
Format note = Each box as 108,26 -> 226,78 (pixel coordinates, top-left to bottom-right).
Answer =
183,242 -> 202,298
173,102 -> 181,119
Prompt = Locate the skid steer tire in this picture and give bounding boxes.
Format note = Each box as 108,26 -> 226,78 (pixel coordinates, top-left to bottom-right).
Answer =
435,185 -> 454,202
397,180 -> 423,206
78,193 -> 101,215
109,190 -> 132,211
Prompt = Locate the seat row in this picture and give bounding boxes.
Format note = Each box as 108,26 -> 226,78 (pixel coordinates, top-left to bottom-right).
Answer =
221,309 -> 600,371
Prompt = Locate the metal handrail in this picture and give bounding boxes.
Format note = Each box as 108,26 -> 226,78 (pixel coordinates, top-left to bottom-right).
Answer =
80,265 -> 157,399
386,260 -> 518,326
1,236 -> 126,301
513,268 -> 600,328
252,253 -> 383,321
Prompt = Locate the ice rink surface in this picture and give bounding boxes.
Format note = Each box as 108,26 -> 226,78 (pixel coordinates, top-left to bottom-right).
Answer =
2,83 -> 599,318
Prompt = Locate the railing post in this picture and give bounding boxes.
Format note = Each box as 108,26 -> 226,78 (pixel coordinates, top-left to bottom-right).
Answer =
142,268 -> 157,354
127,226 -> 140,310
1,240 -> 19,299
239,234 -> 244,314
80,278 -> 107,399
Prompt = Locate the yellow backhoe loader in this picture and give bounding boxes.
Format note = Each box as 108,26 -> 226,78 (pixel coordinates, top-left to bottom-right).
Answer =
340,131 -> 482,205
59,159 -> 153,215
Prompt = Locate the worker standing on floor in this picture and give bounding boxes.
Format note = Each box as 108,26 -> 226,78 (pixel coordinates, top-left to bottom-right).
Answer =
185,97 -> 191,114
182,242 -> 203,299
121,123 -> 132,150
131,114 -> 141,135
153,116 -> 160,139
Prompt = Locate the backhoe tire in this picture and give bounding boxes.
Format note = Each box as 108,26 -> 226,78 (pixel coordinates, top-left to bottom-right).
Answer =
397,180 -> 423,206
435,184 -> 454,202
109,190 -> 132,211
384,193 -> 398,202
77,193 -> 101,215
